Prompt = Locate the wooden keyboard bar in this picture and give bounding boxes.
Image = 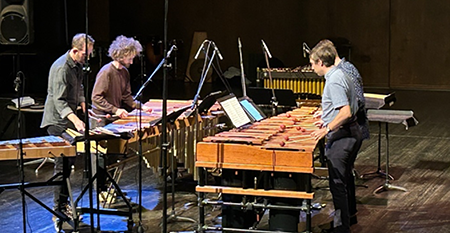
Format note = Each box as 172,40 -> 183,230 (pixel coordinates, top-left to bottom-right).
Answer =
196,185 -> 314,199
0,144 -> 75,160
196,143 -> 314,172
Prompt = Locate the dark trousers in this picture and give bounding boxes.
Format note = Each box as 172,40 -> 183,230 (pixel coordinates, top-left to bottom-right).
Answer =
47,125 -> 76,210
325,122 -> 362,233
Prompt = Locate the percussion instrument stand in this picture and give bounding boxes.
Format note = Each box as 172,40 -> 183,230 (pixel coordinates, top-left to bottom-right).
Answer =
360,122 -> 395,181
74,137 -> 134,232
0,155 -> 79,232
372,123 -> 407,194
166,118 -> 196,224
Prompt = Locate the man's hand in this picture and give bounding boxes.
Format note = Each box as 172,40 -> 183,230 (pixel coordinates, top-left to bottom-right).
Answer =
313,119 -> 324,128
313,110 -> 323,119
80,102 -> 86,113
311,127 -> 328,141
115,108 -> 129,119
67,113 -> 85,132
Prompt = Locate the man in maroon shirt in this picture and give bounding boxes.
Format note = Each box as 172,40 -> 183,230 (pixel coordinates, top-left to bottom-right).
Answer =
91,35 -> 151,124
90,35 -> 151,196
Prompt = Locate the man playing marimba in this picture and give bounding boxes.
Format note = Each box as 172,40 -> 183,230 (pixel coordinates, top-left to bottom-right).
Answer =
40,33 -> 95,230
309,40 -> 363,233
90,35 -> 152,195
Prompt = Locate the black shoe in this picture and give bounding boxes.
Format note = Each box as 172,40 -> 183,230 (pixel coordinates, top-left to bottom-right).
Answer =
350,215 -> 357,226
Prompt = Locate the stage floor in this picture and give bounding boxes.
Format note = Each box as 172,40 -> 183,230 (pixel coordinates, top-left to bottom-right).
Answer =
1,88 -> 450,233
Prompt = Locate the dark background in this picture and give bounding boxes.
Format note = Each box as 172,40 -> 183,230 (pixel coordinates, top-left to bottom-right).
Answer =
1,0 -> 449,98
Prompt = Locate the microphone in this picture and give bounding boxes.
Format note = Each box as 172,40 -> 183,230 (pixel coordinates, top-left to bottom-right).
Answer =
14,74 -> 21,92
166,44 -> 178,59
211,41 -> 223,60
302,42 -> 310,58
194,39 -> 209,59
261,39 -> 272,58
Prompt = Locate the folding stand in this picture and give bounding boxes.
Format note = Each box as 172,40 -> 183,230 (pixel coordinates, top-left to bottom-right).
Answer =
360,122 -> 394,181
372,122 -> 407,194
73,133 -> 134,232
0,156 -> 79,232
362,109 -> 418,194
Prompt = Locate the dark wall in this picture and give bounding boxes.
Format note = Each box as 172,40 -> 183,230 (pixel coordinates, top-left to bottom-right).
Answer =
0,0 -> 449,99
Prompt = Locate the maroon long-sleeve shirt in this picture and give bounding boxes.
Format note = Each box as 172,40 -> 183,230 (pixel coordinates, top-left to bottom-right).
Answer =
91,62 -> 140,115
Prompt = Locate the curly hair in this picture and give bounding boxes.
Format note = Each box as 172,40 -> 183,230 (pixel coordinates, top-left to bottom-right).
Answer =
309,39 -> 337,67
108,35 -> 143,61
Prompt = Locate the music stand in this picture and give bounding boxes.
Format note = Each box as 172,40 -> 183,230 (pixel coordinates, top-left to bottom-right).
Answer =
216,94 -> 252,128
184,91 -> 225,118
363,109 -> 418,194
247,87 -> 297,111
159,105 -> 198,225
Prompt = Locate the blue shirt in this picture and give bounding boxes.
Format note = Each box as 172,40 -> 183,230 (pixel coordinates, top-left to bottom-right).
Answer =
336,58 -> 365,106
336,58 -> 370,139
321,66 -> 358,126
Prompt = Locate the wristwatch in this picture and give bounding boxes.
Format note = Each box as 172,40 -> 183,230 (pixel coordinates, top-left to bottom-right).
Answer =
326,125 -> 331,133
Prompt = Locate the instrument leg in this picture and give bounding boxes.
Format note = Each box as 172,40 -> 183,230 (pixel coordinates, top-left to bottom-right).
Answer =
373,123 -> 407,194
361,122 -> 394,180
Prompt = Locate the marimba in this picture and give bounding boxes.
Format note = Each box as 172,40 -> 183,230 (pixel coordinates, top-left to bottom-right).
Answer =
101,99 -> 220,175
0,135 -> 75,160
196,106 -> 320,232
0,135 -> 77,230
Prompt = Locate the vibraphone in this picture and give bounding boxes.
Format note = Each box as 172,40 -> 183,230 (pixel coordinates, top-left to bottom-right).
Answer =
257,67 -> 324,97
101,99 -> 220,175
0,135 -> 75,160
195,106 -> 320,232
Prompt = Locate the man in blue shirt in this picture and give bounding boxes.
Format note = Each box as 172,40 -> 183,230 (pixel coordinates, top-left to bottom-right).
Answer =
310,40 -> 363,233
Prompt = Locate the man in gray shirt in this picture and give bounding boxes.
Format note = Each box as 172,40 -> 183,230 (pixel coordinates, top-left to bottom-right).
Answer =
41,33 -> 94,230
310,40 -> 363,233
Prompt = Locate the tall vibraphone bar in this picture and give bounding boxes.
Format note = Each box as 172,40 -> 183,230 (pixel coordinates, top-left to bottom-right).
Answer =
101,99 -> 220,175
195,106 -> 320,232
257,67 -> 324,97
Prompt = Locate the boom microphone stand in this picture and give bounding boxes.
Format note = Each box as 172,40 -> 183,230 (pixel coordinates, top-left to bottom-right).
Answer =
82,0 -> 95,231
161,1 -> 169,232
14,64 -> 27,233
261,39 -> 278,116
133,44 -> 177,233
192,40 -> 222,232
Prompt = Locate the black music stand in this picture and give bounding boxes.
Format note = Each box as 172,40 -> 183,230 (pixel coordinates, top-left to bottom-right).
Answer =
150,105 -> 190,127
184,90 -> 225,118
362,109 -> 418,194
162,106 -> 198,224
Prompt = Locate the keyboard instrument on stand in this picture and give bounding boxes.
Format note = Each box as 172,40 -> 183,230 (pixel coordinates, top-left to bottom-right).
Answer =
0,135 -> 75,161
257,66 -> 324,98
0,135 -> 77,230
196,106 -> 320,232
101,99 -> 220,176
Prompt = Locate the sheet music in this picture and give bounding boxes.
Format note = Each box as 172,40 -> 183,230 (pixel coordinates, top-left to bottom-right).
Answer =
220,96 -> 251,128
